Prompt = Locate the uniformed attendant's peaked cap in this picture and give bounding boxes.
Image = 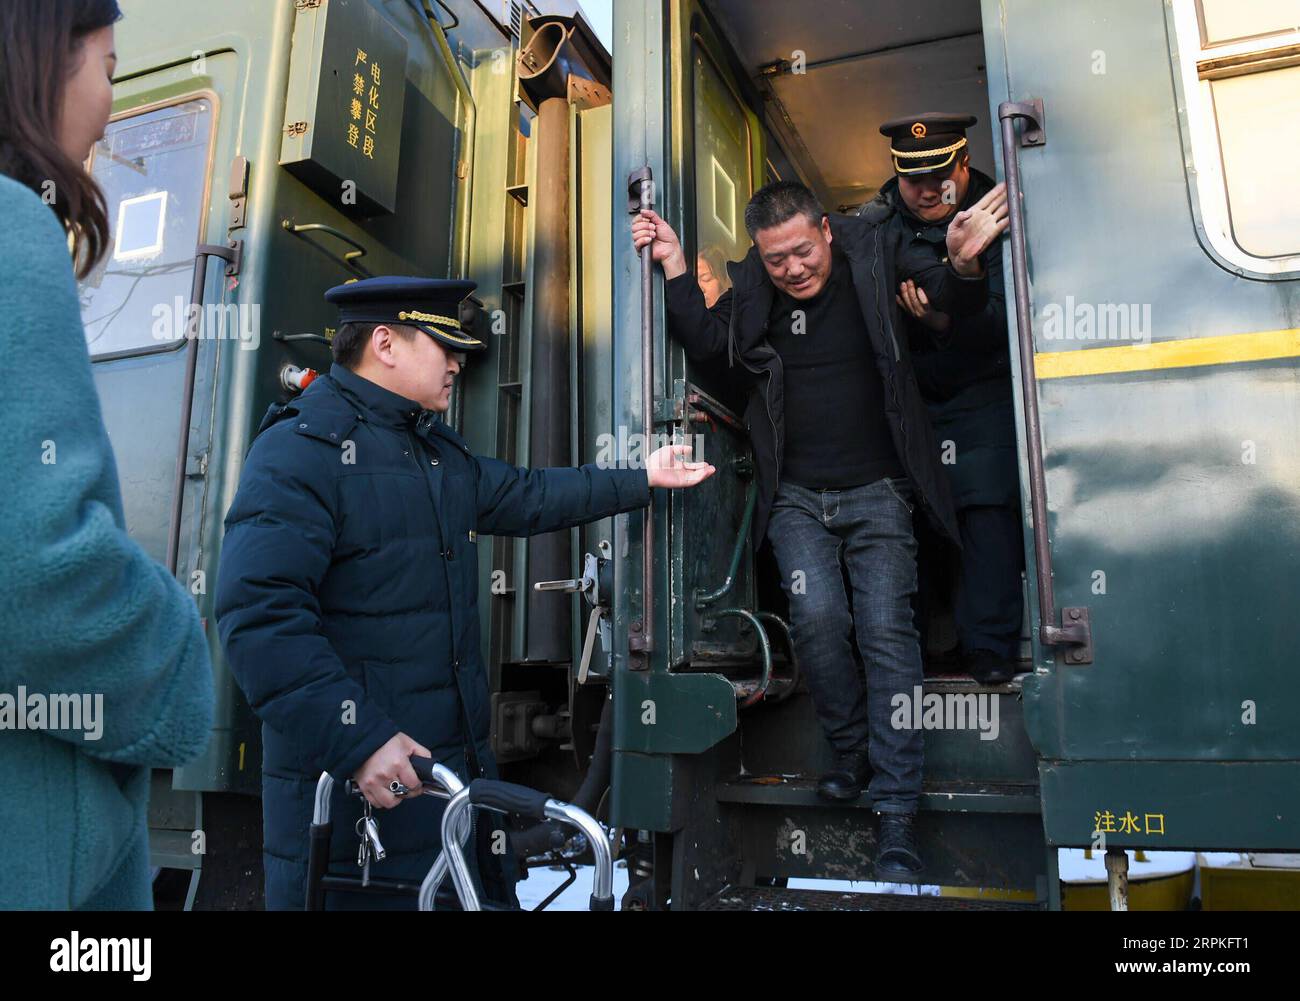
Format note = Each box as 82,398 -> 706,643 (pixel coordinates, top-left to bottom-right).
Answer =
324,276 -> 486,352
880,113 -> 977,176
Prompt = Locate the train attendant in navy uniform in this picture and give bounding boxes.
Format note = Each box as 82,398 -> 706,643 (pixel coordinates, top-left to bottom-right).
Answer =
860,113 -> 1024,684
214,277 -> 714,910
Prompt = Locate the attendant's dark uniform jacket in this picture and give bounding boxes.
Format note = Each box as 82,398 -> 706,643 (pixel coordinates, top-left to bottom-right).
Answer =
664,211 -> 988,549
215,364 -> 650,909
860,170 -> 1018,508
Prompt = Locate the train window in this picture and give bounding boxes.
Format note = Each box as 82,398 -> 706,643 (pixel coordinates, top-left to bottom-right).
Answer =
1170,1 -> 1300,275
1197,0 -> 1300,47
81,96 -> 217,360
1208,65 -> 1300,258
692,41 -> 752,290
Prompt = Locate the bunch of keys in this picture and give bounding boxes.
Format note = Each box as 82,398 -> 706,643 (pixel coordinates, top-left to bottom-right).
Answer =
355,798 -> 386,885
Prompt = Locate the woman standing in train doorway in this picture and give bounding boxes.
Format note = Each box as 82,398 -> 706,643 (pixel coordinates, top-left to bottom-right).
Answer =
0,0 -> 214,909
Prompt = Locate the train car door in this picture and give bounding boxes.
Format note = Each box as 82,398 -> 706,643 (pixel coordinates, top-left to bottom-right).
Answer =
985,0 -> 1300,853
606,0 -> 772,872
81,54 -> 241,575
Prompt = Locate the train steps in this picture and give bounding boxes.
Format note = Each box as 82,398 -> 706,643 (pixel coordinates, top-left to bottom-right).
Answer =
707,677 -> 1050,897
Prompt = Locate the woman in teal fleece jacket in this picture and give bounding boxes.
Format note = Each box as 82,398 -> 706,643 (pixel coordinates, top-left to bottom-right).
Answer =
0,0 -> 214,909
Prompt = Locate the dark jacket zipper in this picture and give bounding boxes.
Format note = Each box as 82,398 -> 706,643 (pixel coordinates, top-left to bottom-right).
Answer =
407,423 -> 483,778
874,224 -> 914,467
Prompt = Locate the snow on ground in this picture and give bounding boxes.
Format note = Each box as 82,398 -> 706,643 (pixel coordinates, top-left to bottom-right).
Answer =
513,862 -> 939,910
1057,849 -> 1196,883
515,860 -> 631,911
512,851 -> 1240,910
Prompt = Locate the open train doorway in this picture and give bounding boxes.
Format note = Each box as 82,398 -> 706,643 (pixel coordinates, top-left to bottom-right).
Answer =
610,0 -> 1049,904
691,0 -> 1026,680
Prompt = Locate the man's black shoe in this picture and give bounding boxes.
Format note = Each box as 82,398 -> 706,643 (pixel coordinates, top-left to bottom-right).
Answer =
965,648 -> 1017,685
816,747 -> 872,801
875,812 -> 924,883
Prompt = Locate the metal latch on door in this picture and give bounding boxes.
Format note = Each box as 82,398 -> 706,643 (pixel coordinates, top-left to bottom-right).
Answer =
533,542 -> 613,684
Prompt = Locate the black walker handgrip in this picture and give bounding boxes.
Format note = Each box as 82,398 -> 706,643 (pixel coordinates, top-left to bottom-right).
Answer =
510,820 -> 567,858
304,822 -> 332,912
468,778 -> 551,820
408,754 -> 437,786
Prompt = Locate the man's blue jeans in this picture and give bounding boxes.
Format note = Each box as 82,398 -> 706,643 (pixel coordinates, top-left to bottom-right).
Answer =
766,477 -> 923,813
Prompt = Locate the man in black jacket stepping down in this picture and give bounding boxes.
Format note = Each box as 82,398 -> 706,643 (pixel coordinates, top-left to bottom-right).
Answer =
632,177 -> 1007,881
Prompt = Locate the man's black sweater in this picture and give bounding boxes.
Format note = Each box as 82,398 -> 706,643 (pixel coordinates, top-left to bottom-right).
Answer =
766,249 -> 903,489
661,211 -> 987,549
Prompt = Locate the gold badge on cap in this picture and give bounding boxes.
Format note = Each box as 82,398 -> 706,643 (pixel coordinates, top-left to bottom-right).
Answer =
911,122 -> 927,138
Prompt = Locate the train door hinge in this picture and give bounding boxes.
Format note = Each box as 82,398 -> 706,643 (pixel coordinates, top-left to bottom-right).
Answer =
228,156 -> 249,234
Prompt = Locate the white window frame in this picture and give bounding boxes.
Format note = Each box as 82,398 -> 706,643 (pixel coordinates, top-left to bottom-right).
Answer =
1167,0 -> 1300,279
710,154 -> 737,241
113,190 -> 169,263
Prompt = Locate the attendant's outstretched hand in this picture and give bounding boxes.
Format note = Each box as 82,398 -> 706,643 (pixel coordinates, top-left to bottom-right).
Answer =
645,444 -> 716,489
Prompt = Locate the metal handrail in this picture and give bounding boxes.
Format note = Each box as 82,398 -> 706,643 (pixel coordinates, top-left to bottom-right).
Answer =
696,480 -> 757,607
710,607 -> 772,708
166,241 -> 237,575
997,99 -> 1092,665
281,219 -> 371,276
755,611 -> 800,703
628,167 -> 656,665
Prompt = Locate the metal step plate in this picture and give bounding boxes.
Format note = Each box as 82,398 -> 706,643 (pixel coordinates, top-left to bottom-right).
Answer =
718,776 -> 1041,813
699,885 -> 1042,911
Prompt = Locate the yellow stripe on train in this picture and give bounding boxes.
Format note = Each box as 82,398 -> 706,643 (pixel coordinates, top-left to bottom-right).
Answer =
1034,327 -> 1300,380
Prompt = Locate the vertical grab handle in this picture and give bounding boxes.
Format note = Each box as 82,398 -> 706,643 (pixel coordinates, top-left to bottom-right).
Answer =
998,100 -> 1092,665
627,167 -> 656,665
167,241 -> 240,576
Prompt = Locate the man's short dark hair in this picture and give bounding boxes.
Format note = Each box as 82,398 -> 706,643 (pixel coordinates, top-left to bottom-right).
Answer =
744,181 -> 826,239
331,321 -> 416,369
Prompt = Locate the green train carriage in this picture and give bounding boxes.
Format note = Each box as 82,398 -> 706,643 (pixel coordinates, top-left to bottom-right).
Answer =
86,0 -> 1300,910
